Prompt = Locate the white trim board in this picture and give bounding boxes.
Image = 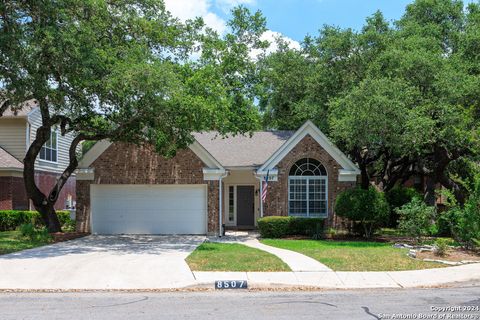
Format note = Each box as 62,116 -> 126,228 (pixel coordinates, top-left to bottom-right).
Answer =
258,120 -> 360,176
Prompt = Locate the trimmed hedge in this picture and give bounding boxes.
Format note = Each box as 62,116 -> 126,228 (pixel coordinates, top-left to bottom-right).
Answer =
257,216 -> 325,238
0,210 -> 72,231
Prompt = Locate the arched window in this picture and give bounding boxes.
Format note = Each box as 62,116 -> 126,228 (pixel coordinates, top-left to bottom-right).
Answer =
288,158 -> 328,217
289,158 -> 327,176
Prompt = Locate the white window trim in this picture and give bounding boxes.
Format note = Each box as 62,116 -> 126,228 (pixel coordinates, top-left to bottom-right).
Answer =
224,184 -> 237,226
39,130 -> 58,164
288,176 -> 328,218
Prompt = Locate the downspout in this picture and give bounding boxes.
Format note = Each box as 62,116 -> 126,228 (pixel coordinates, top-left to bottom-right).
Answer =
218,171 -> 229,237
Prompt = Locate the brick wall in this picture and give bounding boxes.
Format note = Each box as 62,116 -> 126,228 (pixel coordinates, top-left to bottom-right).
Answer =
11,176 -> 29,210
0,176 -> 29,210
76,143 -> 219,234
35,171 -> 76,210
0,173 -> 76,211
0,177 -> 13,210
263,135 -> 355,228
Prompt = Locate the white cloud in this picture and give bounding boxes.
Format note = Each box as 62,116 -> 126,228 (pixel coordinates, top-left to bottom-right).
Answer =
164,0 -> 300,58
262,30 -> 301,53
250,30 -> 301,59
164,0 -> 227,33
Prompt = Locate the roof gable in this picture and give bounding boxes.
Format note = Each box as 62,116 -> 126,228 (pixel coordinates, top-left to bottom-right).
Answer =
258,120 -> 360,174
78,140 -> 224,170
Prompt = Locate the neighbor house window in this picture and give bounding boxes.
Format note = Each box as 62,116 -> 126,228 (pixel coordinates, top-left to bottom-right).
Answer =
288,158 -> 327,217
39,130 -> 57,162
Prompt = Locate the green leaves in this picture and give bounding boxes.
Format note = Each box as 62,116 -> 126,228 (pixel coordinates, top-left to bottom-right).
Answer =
258,0 -> 480,198
0,1 -> 265,157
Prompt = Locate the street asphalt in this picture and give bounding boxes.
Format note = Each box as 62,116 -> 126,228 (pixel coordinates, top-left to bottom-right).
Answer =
0,283 -> 479,320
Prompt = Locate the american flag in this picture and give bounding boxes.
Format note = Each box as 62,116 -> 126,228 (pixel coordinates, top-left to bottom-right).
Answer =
261,170 -> 269,202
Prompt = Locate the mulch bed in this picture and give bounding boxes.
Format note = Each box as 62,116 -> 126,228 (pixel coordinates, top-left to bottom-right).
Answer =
50,232 -> 89,243
416,248 -> 480,262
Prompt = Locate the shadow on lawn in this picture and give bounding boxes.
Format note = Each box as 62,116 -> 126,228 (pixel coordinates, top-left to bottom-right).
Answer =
0,234 -> 205,260
318,240 -> 389,248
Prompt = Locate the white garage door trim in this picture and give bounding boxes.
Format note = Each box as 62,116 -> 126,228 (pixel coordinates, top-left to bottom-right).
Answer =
90,184 -> 208,235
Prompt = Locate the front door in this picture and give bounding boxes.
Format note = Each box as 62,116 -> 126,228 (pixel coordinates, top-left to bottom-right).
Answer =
236,186 -> 255,227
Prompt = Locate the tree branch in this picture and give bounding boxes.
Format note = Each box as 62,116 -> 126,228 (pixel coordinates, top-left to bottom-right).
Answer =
47,133 -> 108,204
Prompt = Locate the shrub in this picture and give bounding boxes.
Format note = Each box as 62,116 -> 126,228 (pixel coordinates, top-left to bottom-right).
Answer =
19,223 -> 36,239
434,238 -> 450,257
257,216 -> 326,238
257,216 -> 292,238
385,186 -> 420,227
335,187 -> 389,238
396,197 -> 436,243
18,223 -> 51,242
289,218 -> 325,237
448,176 -> 480,250
0,210 -> 73,231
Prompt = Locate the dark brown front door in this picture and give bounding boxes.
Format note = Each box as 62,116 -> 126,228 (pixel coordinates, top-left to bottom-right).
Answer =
236,186 -> 255,227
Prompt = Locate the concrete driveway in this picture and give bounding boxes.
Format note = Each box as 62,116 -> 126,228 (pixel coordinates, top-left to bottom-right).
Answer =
0,235 -> 205,290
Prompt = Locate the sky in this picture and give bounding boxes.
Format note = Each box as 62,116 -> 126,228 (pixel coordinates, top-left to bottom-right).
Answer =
164,0 -> 478,51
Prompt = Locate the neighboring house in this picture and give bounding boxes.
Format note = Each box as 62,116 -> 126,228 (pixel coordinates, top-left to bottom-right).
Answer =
76,121 -> 360,235
0,101 -> 76,210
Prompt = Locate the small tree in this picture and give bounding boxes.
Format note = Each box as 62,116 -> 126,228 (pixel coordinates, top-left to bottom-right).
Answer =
448,174 -> 480,249
335,187 -> 389,238
396,197 -> 436,243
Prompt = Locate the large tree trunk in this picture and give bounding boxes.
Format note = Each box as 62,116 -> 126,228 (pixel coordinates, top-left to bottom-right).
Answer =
359,162 -> 370,190
23,122 -> 63,232
424,176 -> 437,207
34,203 -> 62,233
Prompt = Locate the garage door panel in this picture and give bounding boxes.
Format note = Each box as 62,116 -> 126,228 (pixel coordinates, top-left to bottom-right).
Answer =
91,185 -> 207,234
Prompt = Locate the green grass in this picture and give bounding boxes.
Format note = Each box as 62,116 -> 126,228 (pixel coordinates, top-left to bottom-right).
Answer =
0,231 -> 51,255
186,242 -> 291,272
376,228 -> 406,236
261,239 -> 445,272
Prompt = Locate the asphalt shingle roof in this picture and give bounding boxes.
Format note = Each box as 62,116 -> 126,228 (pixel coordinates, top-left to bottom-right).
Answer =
194,131 -> 294,167
0,99 -> 37,117
0,147 -> 23,169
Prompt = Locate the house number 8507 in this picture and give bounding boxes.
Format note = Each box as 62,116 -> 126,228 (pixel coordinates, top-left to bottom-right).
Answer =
215,280 -> 247,289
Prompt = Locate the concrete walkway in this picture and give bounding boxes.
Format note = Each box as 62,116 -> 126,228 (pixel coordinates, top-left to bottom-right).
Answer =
242,239 -> 332,272
210,231 -> 332,272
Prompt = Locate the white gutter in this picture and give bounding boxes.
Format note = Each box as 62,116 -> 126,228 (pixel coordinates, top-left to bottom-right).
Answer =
218,171 -> 229,237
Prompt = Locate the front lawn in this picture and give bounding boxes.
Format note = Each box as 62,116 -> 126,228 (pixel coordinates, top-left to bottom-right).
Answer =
261,239 -> 445,271
186,242 -> 291,272
0,231 -> 51,255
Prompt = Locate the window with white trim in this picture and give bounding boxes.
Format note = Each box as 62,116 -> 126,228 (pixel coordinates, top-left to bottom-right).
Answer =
39,130 -> 58,162
288,158 -> 327,217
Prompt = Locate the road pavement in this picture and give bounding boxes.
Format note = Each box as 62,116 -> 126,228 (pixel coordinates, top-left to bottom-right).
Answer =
1,283 -> 479,320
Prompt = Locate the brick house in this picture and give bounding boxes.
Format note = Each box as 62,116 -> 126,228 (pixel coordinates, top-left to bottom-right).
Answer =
0,101 -> 76,210
76,121 -> 359,235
